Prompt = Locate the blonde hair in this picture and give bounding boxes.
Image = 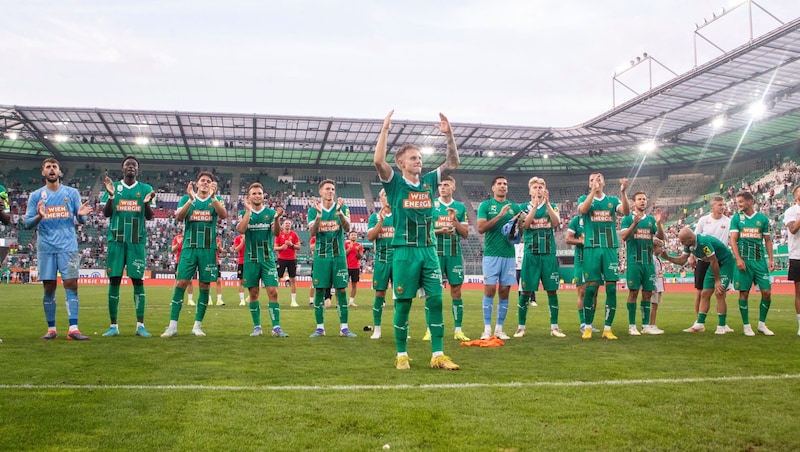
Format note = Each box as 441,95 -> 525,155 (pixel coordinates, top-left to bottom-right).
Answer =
528,176 -> 546,188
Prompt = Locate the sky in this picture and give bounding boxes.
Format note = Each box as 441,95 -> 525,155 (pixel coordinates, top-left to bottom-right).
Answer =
1,0 -> 799,127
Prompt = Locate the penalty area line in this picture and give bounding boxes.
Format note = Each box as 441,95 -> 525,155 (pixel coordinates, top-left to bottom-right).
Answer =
0,374 -> 799,391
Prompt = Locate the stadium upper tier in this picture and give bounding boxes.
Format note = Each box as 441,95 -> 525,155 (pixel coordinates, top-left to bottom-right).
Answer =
2,17 -> 800,173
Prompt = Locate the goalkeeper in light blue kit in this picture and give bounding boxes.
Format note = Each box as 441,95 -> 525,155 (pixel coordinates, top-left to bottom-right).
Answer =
24,158 -> 94,341
99,156 -> 156,338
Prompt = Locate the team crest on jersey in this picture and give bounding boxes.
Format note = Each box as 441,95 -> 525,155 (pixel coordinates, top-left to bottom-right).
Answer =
434,200 -> 440,209
41,191 -> 47,200
313,279 -> 319,286
607,203 -> 613,208
242,278 -> 248,286
395,285 -> 404,295
117,185 -> 123,193
423,184 -> 430,190
756,221 -> 761,226
136,192 -> 141,198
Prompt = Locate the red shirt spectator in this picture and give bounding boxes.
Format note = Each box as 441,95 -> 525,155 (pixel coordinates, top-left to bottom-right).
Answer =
233,234 -> 245,265
172,233 -> 184,263
276,221 -> 300,261
345,234 -> 364,270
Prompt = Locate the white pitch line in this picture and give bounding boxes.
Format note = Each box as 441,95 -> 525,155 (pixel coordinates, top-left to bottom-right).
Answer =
1,374 -> 799,392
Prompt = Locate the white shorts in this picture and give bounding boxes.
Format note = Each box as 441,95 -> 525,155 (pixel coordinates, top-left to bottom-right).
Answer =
651,291 -> 663,304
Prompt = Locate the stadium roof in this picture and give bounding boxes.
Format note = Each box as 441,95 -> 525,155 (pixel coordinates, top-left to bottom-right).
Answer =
2,16 -> 800,175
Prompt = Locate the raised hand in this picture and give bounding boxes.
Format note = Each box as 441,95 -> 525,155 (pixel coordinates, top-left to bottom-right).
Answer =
382,110 -> 394,132
447,207 -> 457,220
37,199 -> 46,217
186,182 -> 196,201
78,200 -> 93,216
144,191 -> 155,203
312,198 -> 322,213
499,204 -> 511,217
275,206 -> 285,218
434,113 -> 452,135
103,176 -> 114,196
336,197 -> 345,212
620,178 -> 629,192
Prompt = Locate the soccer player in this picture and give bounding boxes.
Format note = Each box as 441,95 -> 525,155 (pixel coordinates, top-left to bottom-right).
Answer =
515,177 -> 564,338
233,233 -> 246,306
566,214 -> 590,333
784,185 -> 800,336
660,227 -> 734,334
237,183 -> 288,337
345,231 -> 364,307
477,176 -> 523,340
307,179 -> 356,338
99,156 -> 155,338
170,230 -> 195,305
375,110 -> 460,370
649,237 -> 666,332
577,173 -> 630,340
367,189 -> 394,339
275,219 -> 301,307
0,182 -> 10,343
24,158 -> 93,340
422,175 -> 470,342
161,171 -> 228,337
730,191 -> 775,336
693,195 -> 731,325
620,192 -> 665,336
214,236 -> 225,306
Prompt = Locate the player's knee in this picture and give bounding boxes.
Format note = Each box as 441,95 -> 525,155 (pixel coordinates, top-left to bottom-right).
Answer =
109,276 -> 123,286
426,295 -> 443,310
130,278 -> 144,287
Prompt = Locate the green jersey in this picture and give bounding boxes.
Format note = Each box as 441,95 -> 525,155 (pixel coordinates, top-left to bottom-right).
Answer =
685,234 -> 733,266
382,170 -> 438,248
368,212 -> 395,264
239,207 -> 278,264
100,181 -> 153,244
178,194 -> 221,249
521,201 -> 558,255
433,198 -> 467,257
0,184 -> 9,211
730,211 -> 770,260
307,203 -> 349,258
620,213 -> 658,265
578,194 -> 621,248
568,215 -> 584,264
478,198 -> 523,258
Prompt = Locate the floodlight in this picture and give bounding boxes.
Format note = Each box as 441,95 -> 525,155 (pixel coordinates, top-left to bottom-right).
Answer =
53,134 -> 68,142
135,137 -> 149,146
748,101 -> 766,117
421,146 -> 434,155
638,140 -> 657,153
711,116 -> 725,129
487,150 -> 495,157
6,132 -> 18,140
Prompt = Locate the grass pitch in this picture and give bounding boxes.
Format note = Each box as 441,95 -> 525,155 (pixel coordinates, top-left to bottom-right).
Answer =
1,284 -> 799,451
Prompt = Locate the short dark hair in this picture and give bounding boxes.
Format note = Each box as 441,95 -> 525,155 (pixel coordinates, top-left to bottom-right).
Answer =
248,182 -> 263,193
736,191 -> 754,202
319,179 -> 335,189
121,156 -> 139,167
42,157 -> 59,168
491,176 -> 507,186
197,171 -> 215,182
633,191 -> 647,200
